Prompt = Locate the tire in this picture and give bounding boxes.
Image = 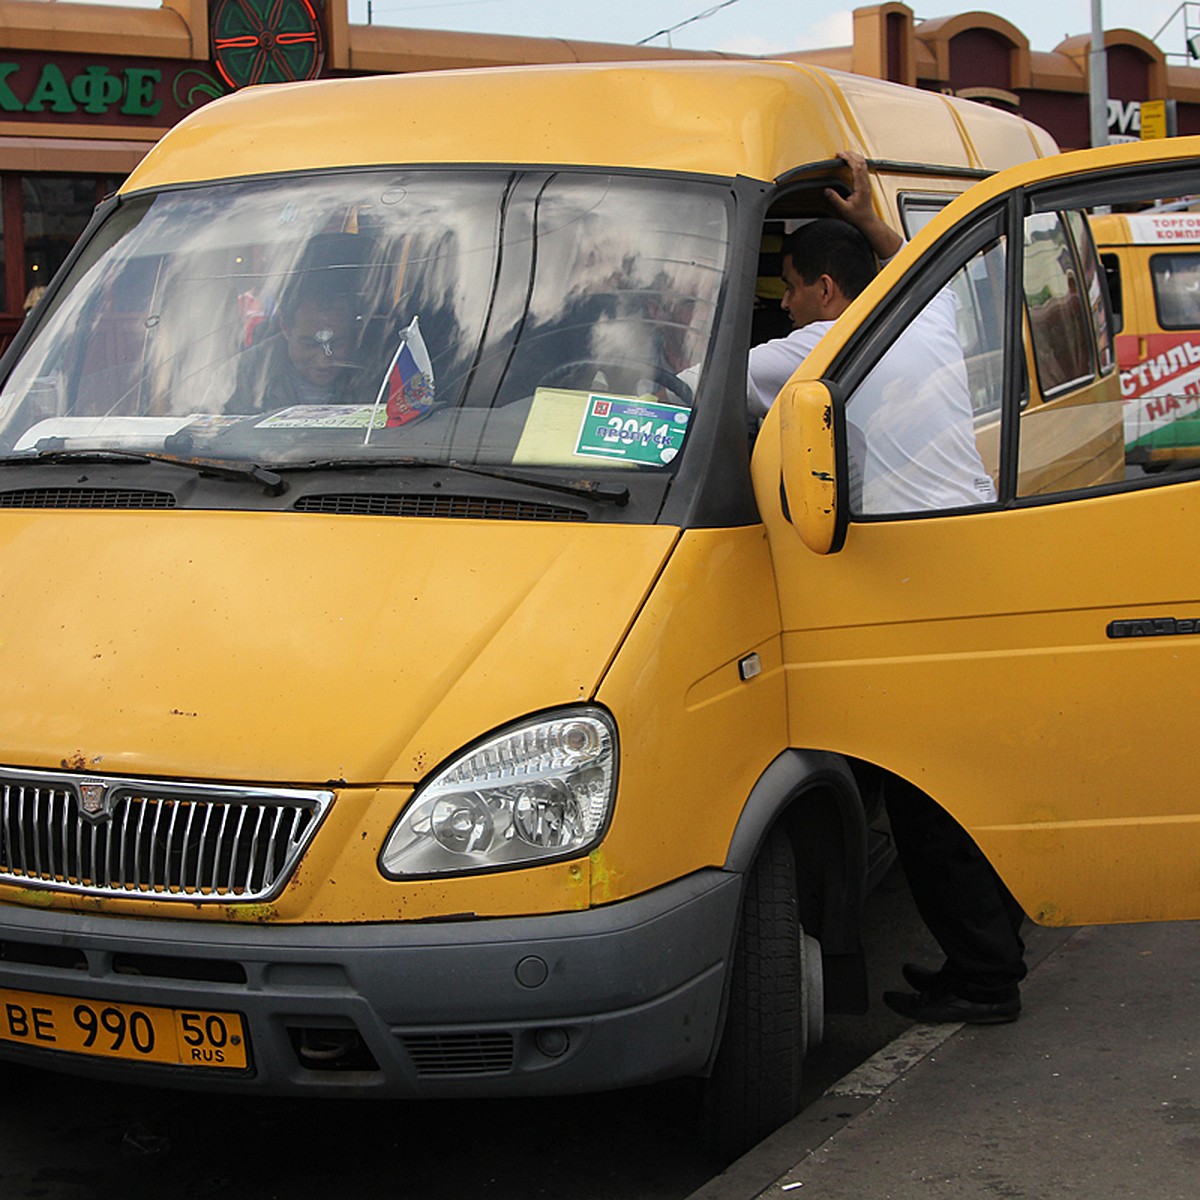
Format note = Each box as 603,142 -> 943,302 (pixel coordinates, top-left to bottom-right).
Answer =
800,929 -> 825,1057
703,824 -> 815,1163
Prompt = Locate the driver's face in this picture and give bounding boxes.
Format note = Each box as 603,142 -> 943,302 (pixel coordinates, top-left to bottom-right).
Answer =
282,296 -> 357,387
780,255 -> 829,330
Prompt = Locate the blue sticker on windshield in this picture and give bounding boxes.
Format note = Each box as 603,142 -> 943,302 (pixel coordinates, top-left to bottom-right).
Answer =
574,395 -> 690,465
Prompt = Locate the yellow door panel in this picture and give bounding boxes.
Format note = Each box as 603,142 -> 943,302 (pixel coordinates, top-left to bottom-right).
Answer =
757,137 -> 1200,927
772,484 -> 1200,924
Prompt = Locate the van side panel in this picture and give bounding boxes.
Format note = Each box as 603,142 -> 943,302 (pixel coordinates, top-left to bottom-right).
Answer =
594,525 -> 787,903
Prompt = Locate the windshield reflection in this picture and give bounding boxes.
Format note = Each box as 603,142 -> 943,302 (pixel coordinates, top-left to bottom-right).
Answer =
0,170 -> 729,474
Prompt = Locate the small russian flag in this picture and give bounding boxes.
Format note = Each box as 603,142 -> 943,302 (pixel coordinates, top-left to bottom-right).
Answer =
376,316 -> 436,427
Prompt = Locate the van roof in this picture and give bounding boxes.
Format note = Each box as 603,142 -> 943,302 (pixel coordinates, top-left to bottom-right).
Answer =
124,60 -> 1056,193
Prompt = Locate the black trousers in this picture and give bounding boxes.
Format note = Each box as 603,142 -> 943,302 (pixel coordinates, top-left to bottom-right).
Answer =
884,777 -> 1027,1003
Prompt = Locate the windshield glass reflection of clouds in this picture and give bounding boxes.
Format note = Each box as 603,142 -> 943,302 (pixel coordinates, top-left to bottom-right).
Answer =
0,171 -> 729,472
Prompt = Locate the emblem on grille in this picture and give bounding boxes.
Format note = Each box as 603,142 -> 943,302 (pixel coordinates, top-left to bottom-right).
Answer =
78,779 -> 109,818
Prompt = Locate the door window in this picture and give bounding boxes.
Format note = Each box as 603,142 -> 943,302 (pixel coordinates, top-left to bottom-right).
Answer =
1016,210 -> 1122,498
1023,212 -> 1095,396
839,180 -> 1167,517
846,238 -> 1004,515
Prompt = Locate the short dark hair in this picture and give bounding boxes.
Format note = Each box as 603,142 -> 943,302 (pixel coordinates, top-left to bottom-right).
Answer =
781,219 -> 877,301
279,232 -> 371,324
280,273 -> 359,327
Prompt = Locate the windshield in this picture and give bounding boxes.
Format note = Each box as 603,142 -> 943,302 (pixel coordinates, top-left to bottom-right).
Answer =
0,170 -> 729,473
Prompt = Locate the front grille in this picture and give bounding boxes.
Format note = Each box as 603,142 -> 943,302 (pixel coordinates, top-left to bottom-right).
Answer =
0,769 -> 332,902
293,493 -> 587,522
401,1031 -> 515,1077
0,488 -> 176,509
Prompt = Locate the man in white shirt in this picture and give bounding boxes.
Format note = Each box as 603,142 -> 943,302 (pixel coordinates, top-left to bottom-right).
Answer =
748,151 -> 995,514
747,155 -> 900,418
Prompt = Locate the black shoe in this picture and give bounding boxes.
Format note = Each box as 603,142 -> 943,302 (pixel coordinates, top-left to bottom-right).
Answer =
901,962 -> 947,993
883,989 -> 1020,1025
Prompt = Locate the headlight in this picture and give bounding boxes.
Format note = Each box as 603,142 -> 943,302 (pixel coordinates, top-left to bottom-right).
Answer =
379,707 -> 617,877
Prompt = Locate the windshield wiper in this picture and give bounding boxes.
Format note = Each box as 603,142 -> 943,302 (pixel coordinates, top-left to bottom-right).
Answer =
10,448 -> 287,497
286,457 -> 630,506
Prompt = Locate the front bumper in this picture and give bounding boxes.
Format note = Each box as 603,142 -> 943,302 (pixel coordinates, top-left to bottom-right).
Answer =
0,869 -> 740,1097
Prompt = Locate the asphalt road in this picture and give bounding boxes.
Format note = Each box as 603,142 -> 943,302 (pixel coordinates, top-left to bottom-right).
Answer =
0,864 -> 935,1200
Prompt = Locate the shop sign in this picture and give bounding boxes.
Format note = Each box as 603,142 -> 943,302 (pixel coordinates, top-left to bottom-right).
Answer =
0,51 -> 227,126
1108,98 -> 1142,144
1140,99 -> 1179,140
0,63 -> 164,117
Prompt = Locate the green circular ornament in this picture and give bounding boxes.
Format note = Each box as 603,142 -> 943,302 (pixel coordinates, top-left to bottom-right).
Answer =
211,0 -> 326,89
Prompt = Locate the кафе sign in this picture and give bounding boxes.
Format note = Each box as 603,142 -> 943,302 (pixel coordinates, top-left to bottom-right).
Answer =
0,50 -> 227,127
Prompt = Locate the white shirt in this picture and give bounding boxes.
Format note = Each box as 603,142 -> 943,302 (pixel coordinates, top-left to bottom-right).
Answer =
747,321 -> 833,420
747,290 -> 995,514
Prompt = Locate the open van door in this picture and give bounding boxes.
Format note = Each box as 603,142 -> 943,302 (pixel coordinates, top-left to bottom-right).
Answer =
754,136 -> 1200,928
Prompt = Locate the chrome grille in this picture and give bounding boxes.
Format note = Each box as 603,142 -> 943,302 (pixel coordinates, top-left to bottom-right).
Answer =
0,769 -> 332,902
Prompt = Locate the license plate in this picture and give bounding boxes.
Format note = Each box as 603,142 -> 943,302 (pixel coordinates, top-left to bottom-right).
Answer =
0,987 -> 248,1069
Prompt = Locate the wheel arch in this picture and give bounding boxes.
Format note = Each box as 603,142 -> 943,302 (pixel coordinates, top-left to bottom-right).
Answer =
724,749 -> 872,1014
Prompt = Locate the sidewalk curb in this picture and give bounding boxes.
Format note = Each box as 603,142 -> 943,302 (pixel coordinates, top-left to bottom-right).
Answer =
685,925 -> 1077,1200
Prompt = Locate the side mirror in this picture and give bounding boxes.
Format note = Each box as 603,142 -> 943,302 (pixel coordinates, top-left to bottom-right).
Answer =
777,379 -> 846,555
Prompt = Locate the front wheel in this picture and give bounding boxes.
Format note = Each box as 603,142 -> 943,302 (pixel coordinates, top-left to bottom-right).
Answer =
703,824 -> 819,1162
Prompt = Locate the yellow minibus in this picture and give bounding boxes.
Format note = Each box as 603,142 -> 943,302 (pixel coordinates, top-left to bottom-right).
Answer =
0,61 -> 1194,1159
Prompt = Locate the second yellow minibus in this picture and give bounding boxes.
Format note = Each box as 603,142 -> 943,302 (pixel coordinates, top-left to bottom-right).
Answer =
1091,210 -> 1200,468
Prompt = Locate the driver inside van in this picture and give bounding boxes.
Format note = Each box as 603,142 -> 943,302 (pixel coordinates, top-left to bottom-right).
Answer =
223,275 -> 363,413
